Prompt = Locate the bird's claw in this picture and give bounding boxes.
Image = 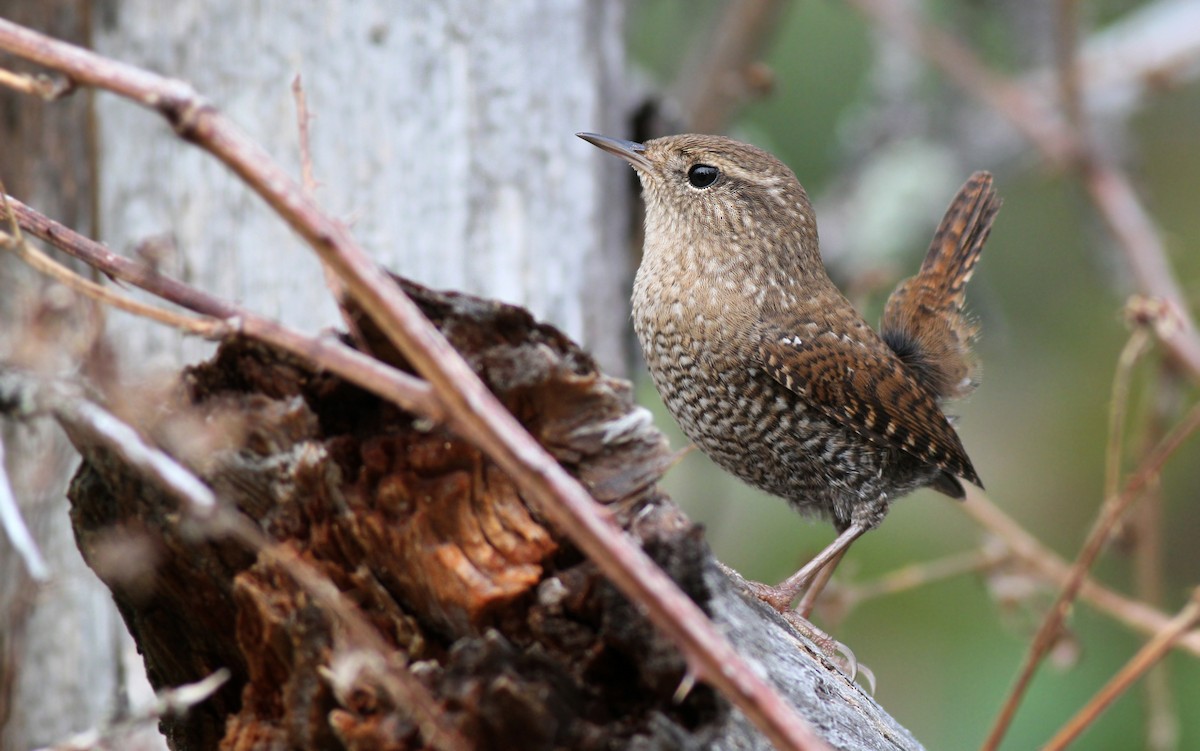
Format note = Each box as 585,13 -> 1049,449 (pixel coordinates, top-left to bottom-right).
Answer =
738,574 -> 872,689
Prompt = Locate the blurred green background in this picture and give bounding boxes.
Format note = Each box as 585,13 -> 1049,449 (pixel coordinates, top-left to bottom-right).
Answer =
628,2 -> 1200,749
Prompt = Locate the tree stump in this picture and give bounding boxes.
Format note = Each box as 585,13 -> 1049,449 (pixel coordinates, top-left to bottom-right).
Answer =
67,280 -> 922,751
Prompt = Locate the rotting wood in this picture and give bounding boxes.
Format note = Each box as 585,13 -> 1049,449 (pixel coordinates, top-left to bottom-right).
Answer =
67,279 -> 922,751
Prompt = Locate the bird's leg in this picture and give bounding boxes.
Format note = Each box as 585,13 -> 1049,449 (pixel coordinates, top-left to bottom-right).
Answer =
797,545 -> 849,618
751,523 -> 866,613
717,559 -> 858,677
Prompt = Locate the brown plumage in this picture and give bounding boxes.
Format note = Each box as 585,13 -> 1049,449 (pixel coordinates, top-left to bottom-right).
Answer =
882,170 -> 998,403
579,132 -> 1000,611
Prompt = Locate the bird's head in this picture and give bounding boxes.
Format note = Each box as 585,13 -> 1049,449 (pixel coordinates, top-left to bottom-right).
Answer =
577,132 -> 821,279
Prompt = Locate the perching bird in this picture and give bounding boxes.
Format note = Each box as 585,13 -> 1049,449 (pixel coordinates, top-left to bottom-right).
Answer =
579,132 -> 999,614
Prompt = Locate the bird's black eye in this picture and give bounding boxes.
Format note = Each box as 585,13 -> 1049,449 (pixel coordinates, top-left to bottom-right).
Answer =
687,164 -> 719,189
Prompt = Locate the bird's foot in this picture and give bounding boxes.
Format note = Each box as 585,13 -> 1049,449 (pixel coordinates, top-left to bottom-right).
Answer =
719,563 -> 863,683
742,577 -> 803,613
744,581 -> 857,679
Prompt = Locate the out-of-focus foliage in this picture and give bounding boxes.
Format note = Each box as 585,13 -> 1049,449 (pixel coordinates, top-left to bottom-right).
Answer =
630,2 -> 1200,748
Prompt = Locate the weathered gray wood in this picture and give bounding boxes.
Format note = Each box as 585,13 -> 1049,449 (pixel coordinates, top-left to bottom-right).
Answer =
0,4 -> 153,749
2,2 -> 630,748
92,0 -> 632,373
701,564 -> 922,750
2,3 -> 929,748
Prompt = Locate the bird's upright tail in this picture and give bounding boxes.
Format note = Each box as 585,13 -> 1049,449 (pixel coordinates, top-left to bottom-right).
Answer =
881,171 -> 1001,402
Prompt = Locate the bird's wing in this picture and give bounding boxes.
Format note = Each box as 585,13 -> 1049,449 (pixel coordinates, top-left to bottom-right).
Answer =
755,320 -> 981,489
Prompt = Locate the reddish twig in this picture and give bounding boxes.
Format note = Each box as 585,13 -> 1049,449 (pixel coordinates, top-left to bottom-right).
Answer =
0,369 -> 472,751
0,19 -> 828,750
959,494 -> 1200,659
3,194 -> 444,425
844,0 -> 1200,381
981,400 -> 1200,751
0,220 -> 223,339
1041,589 -> 1200,751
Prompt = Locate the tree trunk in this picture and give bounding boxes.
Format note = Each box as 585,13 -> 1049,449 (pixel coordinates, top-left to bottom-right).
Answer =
91,0 -> 632,373
3,3 -> 927,749
0,3 -> 153,749
2,2 -> 629,748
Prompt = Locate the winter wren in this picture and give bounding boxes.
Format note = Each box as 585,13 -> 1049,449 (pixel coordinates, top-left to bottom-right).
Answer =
579,132 -> 1000,612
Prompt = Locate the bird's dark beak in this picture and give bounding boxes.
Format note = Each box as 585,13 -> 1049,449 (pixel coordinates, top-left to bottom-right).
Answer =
577,132 -> 652,171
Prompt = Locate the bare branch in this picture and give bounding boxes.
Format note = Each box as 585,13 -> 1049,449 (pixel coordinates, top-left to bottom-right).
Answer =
982,400 -> 1200,751
1055,0 -> 1089,151
0,430 -> 50,581
1105,322 -> 1153,502
1042,589 -> 1200,751
845,0 -> 1077,164
844,0 -> 1200,381
3,194 -> 444,424
673,0 -> 788,132
960,494 -> 1200,659
0,19 -> 829,749
826,547 -> 1005,620
33,669 -> 231,751
0,370 -> 218,520
291,74 -> 318,196
0,222 -> 224,339
1129,370 -> 1180,751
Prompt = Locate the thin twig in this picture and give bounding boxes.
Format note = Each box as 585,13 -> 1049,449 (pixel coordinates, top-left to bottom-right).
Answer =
982,400 -> 1200,751
1055,0 -> 1089,153
291,73 -> 351,313
1104,325 -> 1151,501
0,372 -> 219,520
0,368 -> 472,751
844,0 -> 1200,381
673,0 -> 788,132
34,669 -> 231,751
0,431 -> 50,581
291,74 -> 318,196
844,0 -> 1077,165
0,65 -> 72,99
829,547 -> 1005,617
1096,296 -> 1177,749
960,494 -> 1200,659
1129,367 -> 1179,750
1041,589 -> 1200,751
4,194 -> 444,424
0,19 -> 828,749
0,223 -> 224,339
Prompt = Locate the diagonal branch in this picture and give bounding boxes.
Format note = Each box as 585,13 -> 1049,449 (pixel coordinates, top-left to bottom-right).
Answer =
0,369 -> 472,751
959,494 -> 1200,659
844,0 -> 1200,381
2,194 -> 442,424
1042,589 -> 1200,751
0,18 -> 828,751
981,399 -> 1200,751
